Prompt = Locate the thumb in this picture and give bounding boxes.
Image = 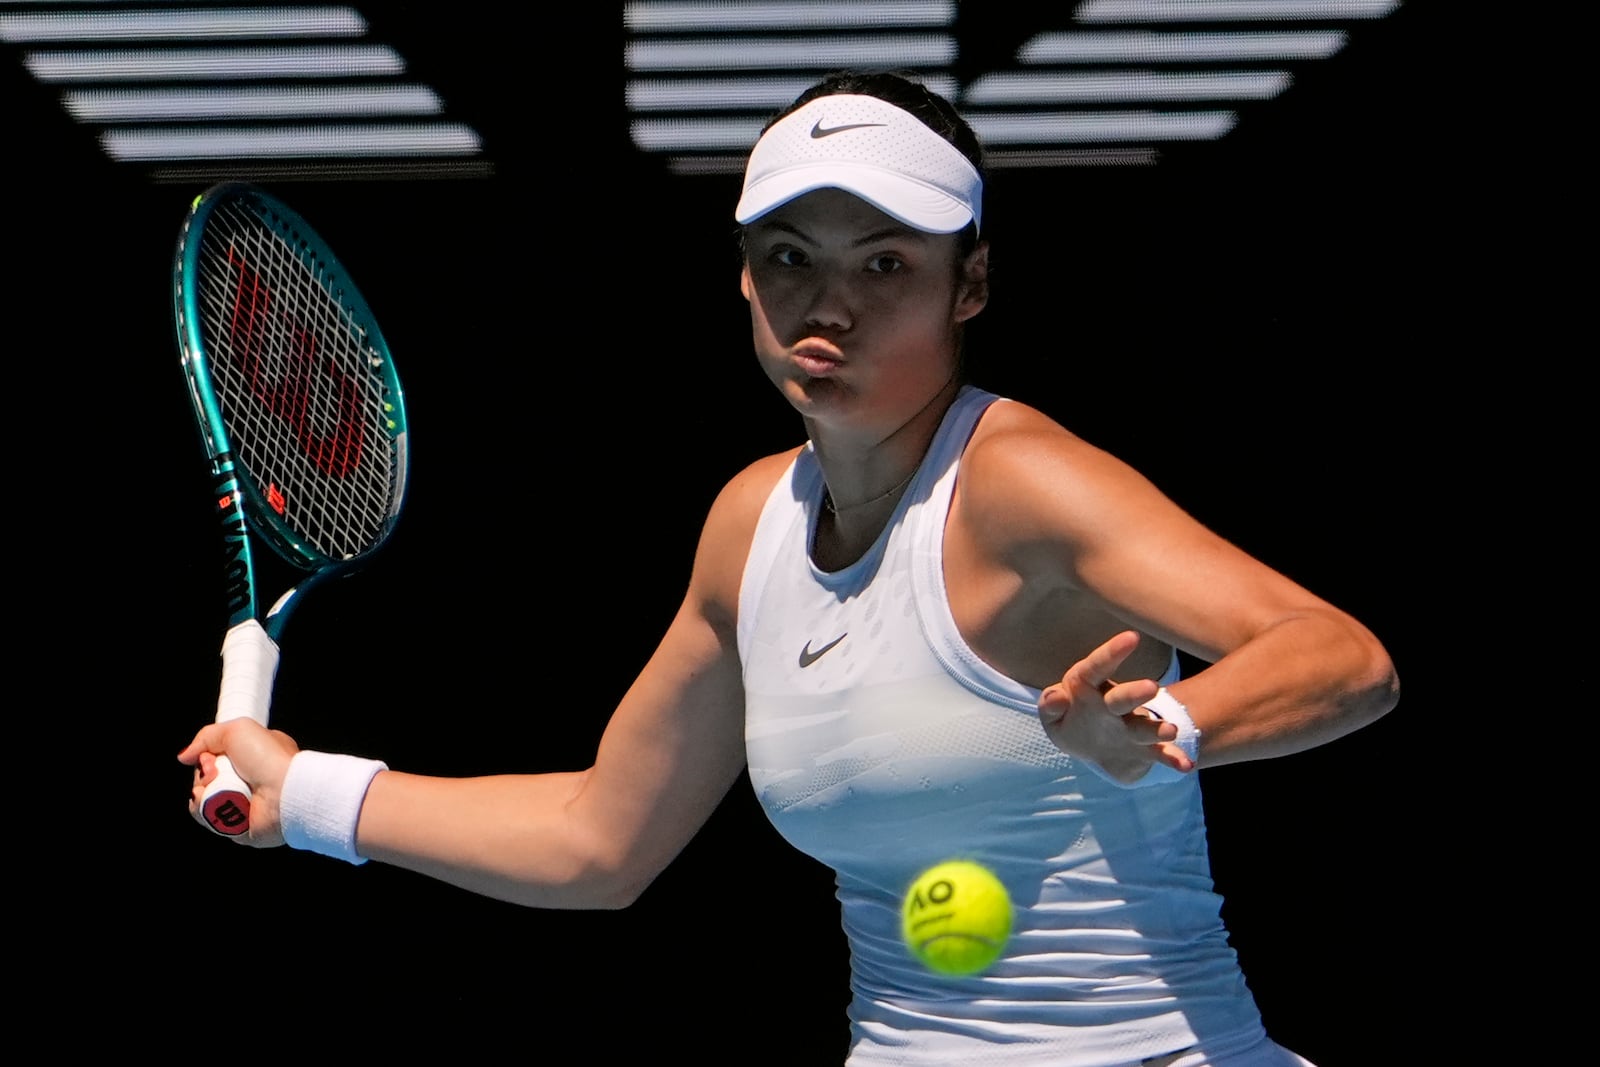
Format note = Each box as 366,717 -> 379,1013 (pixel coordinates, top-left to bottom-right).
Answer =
177,722 -> 226,766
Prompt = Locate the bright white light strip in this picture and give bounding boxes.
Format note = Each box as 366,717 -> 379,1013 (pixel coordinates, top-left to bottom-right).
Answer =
631,109 -> 1235,151
0,6 -> 363,42
624,1 -> 953,30
1019,30 -> 1346,62
626,74 -> 959,110
1076,0 -> 1398,21
964,70 -> 1290,104
985,147 -> 1161,168
63,84 -> 442,121
24,44 -> 404,81
628,75 -> 837,110
661,145 -> 1164,176
626,34 -> 954,70
631,116 -> 769,152
100,123 -> 482,160
968,110 -> 1237,143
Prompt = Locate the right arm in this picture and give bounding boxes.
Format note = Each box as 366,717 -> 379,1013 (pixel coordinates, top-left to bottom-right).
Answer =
179,452 -> 795,910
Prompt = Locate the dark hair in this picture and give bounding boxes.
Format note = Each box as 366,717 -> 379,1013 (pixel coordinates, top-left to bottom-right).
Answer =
750,70 -> 986,258
768,70 -> 985,179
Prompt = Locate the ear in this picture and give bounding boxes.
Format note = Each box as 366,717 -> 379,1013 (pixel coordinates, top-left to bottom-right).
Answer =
953,240 -> 989,323
740,261 -> 753,302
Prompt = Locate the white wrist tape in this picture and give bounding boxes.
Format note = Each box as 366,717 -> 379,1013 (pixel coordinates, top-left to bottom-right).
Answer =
1131,687 -> 1201,788
279,751 -> 388,865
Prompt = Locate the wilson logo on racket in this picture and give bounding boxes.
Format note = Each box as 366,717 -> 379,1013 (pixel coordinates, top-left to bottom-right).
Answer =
211,468 -> 252,617
225,249 -> 367,479
207,798 -> 249,831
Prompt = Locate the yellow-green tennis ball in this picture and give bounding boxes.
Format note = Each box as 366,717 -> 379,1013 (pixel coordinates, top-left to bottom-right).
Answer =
901,859 -> 1013,977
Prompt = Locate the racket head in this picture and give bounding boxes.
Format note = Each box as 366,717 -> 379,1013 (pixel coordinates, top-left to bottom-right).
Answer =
174,182 -> 409,588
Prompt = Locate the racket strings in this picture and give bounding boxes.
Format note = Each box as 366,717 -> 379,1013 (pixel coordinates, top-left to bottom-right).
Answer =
196,200 -> 400,564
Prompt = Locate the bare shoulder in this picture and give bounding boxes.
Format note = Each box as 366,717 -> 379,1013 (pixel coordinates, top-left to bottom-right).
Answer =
704,447 -> 804,535
968,399 -> 1112,469
959,399 -> 1165,541
690,447 -> 804,630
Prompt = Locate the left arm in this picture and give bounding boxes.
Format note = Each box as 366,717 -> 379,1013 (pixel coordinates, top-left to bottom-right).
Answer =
953,403 -> 1399,777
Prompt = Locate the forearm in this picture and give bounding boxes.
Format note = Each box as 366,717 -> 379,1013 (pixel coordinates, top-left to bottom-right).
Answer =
353,768 -> 647,910
1170,608 -> 1399,768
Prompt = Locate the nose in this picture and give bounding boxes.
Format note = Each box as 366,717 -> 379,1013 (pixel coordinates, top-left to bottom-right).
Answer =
803,271 -> 854,332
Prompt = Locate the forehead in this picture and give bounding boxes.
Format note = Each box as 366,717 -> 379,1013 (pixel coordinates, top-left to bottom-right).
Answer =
747,188 -> 942,245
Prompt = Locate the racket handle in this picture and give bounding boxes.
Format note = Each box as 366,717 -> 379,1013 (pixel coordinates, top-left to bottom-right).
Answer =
201,619 -> 281,837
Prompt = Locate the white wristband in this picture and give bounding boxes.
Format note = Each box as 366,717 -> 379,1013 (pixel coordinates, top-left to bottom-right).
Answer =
1132,687 -> 1201,788
279,751 -> 388,865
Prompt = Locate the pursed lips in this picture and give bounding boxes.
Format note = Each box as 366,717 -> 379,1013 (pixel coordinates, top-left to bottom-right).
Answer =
793,339 -> 844,376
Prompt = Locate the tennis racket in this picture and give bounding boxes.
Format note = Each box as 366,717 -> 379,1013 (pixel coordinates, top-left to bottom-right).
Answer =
174,181 -> 409,837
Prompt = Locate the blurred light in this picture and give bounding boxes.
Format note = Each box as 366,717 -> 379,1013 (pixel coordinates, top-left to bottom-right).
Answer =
984,147 -> 1161,168
63,85 -> 443,121
631,116 -> 769,152
627,73 -> 959,110
625,34 -> 955,70
662,145 -> 1164,175
6,1 -> 488,178
664,154 -> 754,176
633,108 -> 1236,151
100,123 -> 482,161
0,6 -> 364,42
624,1 -> 954,31
24,44 -> 405,81
968,110 -> 1238,143
965,70 -> 1291,104
1076,1 -> 1398,20
1018,30 -> 1347,62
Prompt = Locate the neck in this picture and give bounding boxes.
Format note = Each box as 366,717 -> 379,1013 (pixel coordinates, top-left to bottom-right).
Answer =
813,372 -> 961,496
823,466 -> 916,515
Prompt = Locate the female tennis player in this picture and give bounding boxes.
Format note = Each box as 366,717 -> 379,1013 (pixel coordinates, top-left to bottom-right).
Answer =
181,71 -> 1399,1066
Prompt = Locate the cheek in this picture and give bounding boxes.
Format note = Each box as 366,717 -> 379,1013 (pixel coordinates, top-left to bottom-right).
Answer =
745,276 -> 806,334
878,281 -> 962,336
746,289 -> 782,339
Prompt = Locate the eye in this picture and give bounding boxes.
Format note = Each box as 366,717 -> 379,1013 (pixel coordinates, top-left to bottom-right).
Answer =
865,253 -> 904,274
770,246 -> 809,268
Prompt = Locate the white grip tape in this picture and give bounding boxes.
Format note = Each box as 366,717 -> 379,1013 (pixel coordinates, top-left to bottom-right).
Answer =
1132,686 -> 1201,788
216,619 -> 281,726
201,619 -> 284,836
280,751 -> 389,865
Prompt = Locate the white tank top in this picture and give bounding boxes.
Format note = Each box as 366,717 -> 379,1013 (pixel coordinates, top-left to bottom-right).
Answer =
737,386 -> 1271,1066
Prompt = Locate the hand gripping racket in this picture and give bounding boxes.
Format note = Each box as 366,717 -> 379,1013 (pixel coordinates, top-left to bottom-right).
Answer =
174,181 -> 409,837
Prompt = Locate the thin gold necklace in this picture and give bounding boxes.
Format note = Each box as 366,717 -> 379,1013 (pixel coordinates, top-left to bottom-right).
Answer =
823,467 -> 916,515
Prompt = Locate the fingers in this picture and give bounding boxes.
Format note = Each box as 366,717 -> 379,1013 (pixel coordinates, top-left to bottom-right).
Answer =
1045,676 -> 1160,718
1106,678 -> 1162,717
1065,630 -> 1141,693
1150,741 -> 1196,775
1037,631 -> 1196,781
1128,711 -> 1178,745
1044,631 -> 1146,707
177,722 -> 228,765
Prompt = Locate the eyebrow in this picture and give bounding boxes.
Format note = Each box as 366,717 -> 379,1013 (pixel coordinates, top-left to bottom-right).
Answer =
753,218 -> 930,248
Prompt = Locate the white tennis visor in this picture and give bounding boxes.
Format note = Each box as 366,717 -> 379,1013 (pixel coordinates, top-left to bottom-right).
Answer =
734,94 -> 982,236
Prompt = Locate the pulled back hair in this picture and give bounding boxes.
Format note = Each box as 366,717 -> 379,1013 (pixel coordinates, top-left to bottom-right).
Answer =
751,70 -> 987,257
769,70 -> 985,178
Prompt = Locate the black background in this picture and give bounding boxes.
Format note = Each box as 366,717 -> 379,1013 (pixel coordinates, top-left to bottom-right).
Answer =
10,4 -> 1479,1060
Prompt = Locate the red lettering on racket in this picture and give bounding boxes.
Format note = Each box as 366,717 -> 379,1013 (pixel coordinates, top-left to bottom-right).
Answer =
225,248 -> 366,478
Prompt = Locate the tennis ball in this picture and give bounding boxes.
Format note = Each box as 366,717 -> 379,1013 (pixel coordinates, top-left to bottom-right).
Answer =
901,859 -> 1013,977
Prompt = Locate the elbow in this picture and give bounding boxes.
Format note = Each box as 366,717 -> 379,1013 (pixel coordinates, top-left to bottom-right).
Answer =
585,870 -> 654,911
1372,660 -> 1402,722
500,860 -> 657,912
560,847 -> 665,911
1347,633 -> 1401,730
